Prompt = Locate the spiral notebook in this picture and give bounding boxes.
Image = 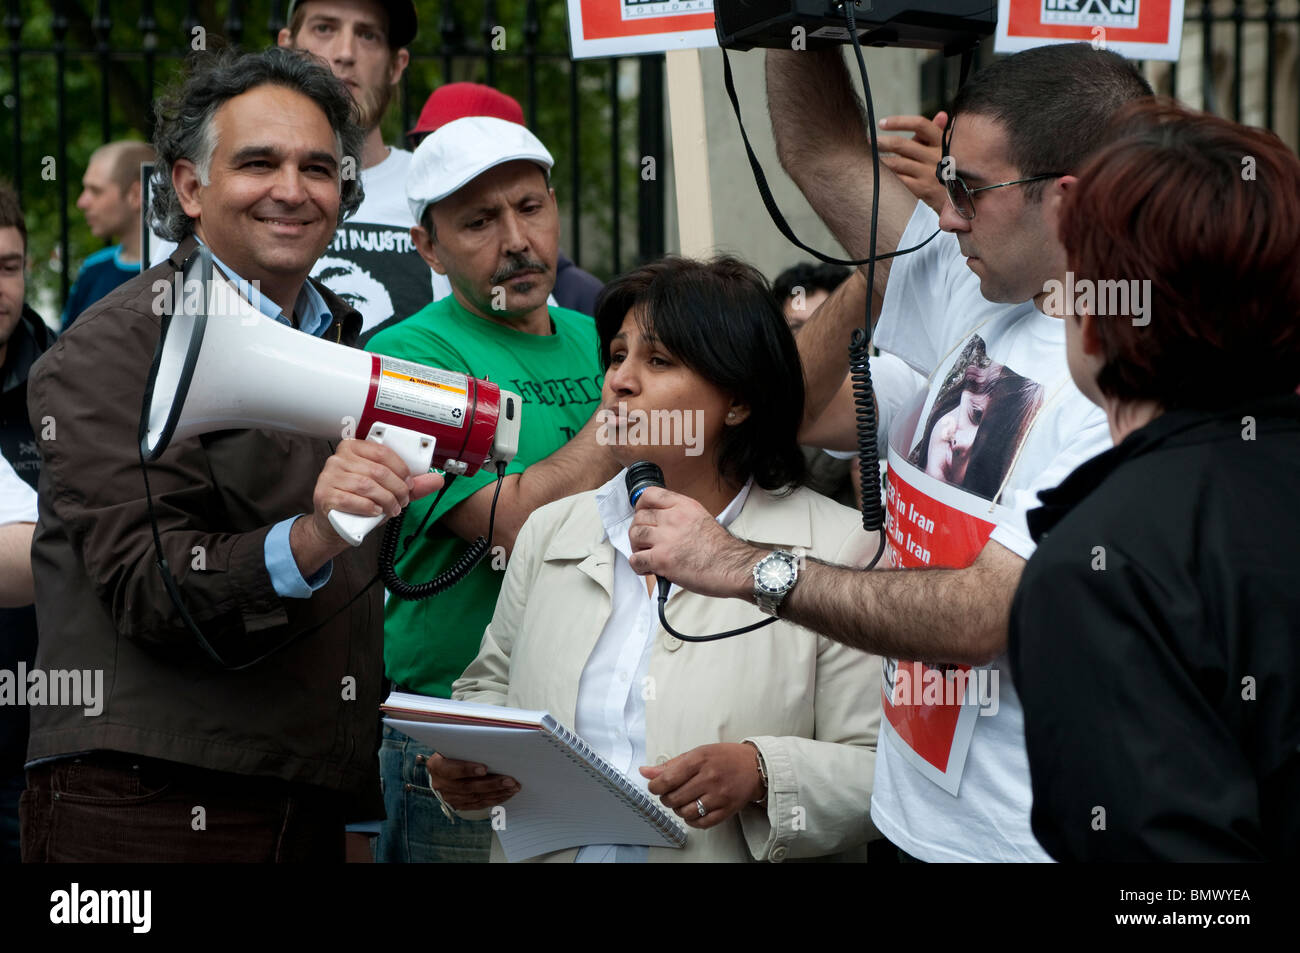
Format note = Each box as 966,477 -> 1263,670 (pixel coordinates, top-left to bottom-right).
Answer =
381,692 -> 688,861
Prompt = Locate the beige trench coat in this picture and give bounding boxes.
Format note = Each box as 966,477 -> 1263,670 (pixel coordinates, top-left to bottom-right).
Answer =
452,483 -> 883,863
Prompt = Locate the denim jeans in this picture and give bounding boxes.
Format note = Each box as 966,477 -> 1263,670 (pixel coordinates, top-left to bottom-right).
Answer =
376,724 -> 492,863
21,752 -> 347,862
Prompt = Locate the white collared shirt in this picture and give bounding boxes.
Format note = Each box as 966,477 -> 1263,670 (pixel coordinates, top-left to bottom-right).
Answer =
573,470 -> 751,863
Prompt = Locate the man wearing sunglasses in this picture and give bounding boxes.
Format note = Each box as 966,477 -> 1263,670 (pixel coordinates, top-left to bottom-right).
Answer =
627,43 -> 1153,863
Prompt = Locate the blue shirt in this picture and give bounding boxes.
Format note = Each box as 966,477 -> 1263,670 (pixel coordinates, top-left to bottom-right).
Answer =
62,246 -> 140,329
207,249 -> 337,599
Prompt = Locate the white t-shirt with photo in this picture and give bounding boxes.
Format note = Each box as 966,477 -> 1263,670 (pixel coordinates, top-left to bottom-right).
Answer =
869,200 -> 1111,862
1,452 -> 37,525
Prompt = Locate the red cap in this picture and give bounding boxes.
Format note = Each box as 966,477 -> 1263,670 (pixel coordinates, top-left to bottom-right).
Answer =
408,83 -> 525,141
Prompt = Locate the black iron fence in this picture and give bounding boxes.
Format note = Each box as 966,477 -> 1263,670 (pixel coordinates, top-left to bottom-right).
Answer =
923,2 -> 1300,150
6,3 -> 1299,312
1,0 -> 666,309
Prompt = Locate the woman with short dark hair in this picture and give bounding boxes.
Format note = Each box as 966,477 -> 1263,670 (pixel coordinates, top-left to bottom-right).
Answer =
1009,100 -> 1300,861
428,255 -> 882,862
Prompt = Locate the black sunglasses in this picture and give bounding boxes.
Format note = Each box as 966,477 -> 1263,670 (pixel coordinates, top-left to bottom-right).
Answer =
935,159 -> 1067,220
934,121 -> 1066,219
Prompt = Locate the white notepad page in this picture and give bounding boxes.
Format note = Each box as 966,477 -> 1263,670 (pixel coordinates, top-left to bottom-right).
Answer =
385,715 -> 687,862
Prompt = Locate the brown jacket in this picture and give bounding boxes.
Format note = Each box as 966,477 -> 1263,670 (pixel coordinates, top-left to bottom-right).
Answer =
26,240 -> 385,817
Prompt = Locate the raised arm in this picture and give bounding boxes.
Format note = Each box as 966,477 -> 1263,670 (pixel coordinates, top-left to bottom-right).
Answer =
441,410 -> 620,557
766,48 -> 916,278
766,49 -> 918,425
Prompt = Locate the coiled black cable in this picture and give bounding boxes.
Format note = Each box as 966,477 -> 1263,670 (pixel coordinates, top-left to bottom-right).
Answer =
379,463 -> 507,601
845,2 -> 889,572
849,328 -> 888,571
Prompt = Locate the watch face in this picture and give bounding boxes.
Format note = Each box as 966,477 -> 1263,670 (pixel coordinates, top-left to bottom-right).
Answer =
757,554 -> 795,593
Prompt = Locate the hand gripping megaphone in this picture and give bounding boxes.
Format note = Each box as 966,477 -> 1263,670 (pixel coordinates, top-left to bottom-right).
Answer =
140,247 -> 522,546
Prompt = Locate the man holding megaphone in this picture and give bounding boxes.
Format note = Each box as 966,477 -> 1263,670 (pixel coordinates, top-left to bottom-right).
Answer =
20,48 -> 439,863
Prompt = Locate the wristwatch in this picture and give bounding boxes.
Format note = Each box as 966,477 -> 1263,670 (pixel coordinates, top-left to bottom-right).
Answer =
752,550 -> 799,616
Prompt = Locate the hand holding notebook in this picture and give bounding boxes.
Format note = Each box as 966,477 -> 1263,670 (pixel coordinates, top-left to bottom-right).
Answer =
382,692 -> 688,862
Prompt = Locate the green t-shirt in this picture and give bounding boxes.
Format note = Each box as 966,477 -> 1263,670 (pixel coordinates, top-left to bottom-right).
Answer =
365,293 -> 603,698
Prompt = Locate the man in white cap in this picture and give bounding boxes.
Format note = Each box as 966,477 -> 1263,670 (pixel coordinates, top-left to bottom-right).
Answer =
365,116 -> 619,863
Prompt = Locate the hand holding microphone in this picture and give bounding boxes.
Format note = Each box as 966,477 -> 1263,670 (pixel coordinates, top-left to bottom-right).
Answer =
625,461 -> 673,604
625,460 -> 780,643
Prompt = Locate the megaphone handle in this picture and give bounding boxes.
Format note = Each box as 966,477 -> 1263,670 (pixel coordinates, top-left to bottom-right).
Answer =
328,425 -> 437,547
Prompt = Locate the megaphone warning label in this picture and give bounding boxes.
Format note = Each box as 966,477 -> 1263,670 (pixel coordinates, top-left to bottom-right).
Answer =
374,356 -> 469,429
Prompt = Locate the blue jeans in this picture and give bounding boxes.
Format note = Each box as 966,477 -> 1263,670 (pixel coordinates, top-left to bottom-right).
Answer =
376,724 -> 492,863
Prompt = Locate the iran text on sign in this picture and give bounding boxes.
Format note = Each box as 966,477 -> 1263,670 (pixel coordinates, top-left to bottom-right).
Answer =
995,0 -> 1185,61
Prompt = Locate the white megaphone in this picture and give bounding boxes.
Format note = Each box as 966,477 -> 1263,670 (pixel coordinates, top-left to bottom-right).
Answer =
140,247 -> 522,546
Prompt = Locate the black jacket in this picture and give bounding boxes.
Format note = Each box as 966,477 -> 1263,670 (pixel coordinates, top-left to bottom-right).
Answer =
1,303 -> 55,774
1009,396 -> 1300,861
0,302 -> 54,486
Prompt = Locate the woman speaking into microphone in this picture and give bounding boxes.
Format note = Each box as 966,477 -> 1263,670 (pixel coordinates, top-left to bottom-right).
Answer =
430,255 -> 882,862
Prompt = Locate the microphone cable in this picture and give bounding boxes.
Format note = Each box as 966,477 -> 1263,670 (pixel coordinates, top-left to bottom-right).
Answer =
379,461 -> 507,601
626,461 -> 777,644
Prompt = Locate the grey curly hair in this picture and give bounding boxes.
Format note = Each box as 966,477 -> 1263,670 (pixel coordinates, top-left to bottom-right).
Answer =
149,46 -> 365,242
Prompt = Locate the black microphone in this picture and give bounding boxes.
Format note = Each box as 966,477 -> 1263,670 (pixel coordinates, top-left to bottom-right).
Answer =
623,460 -> 777,644
625,461 -> 672,602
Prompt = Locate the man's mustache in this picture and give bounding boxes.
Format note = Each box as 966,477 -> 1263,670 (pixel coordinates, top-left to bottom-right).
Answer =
492,255 -> 549,284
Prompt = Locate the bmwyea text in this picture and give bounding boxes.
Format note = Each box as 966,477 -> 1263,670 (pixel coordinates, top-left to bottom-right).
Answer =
1121,889 -> 1252,903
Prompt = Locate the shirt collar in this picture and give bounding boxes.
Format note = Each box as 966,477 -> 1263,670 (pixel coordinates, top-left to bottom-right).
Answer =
1027,395 -> 1300,542
594,468 -> 752,561
204,244 -> 334,338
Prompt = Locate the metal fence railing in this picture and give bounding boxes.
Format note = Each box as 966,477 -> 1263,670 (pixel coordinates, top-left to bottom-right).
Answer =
1,0 -> 666,310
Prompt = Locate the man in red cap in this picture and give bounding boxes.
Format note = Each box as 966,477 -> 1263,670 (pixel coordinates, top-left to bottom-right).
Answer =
410,83 -> 605,317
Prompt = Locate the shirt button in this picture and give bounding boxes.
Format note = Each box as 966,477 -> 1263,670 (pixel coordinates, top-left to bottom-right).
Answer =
655,754 -> 669,766
662,634 -> 682,652
771,845 -> 788,863
619,671 -> 629,683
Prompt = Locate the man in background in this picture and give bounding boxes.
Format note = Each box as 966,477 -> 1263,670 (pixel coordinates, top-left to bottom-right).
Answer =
63,140 -> 155,328
0,186 -> 52,863
275,0 -> 428,340
772,261 -> 858,506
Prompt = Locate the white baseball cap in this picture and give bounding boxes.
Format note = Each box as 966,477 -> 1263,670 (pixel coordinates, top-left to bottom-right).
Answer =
406,115 -> 555,227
